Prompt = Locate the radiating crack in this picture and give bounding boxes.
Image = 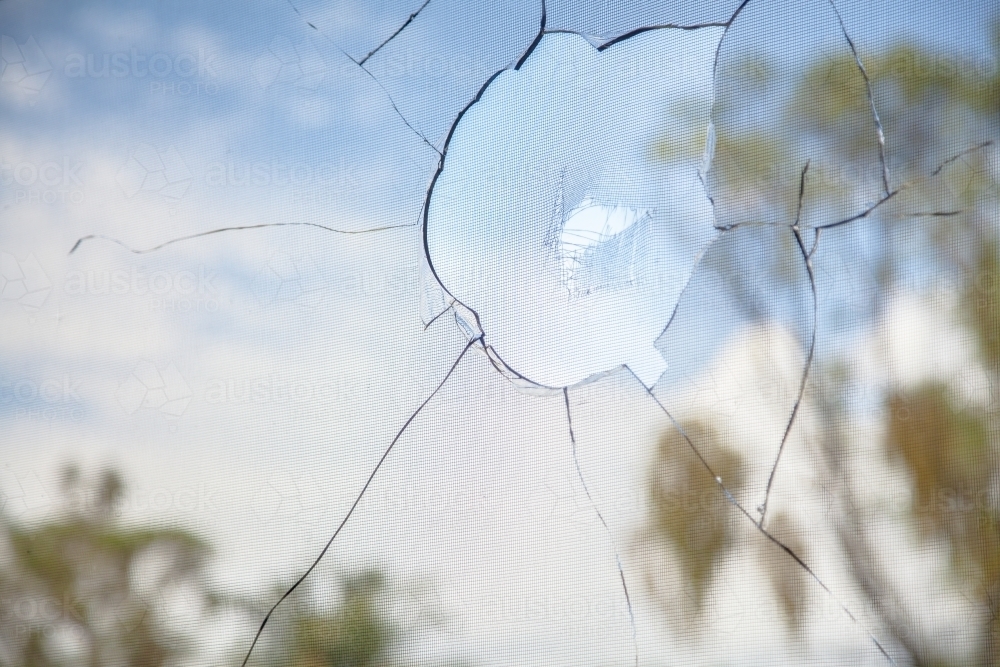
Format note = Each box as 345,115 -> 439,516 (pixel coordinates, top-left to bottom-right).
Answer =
357,0 -> 432,66
62,0 -> 992,662
514,0 -> 546,70
595,19 -> 732,51
930,139 -> 993,177
68,222 -> 416,256
710,0 -> 754,84
351,60 -> 442,154
283,0 -> 441,154
563,387 -> 638,667
759,162 -> 817,527
631,367 -> 898,665
827,0 -> 891,196
240,335 -> 479,667
704,141 -> 990,235
816,142 -> 993,230
423,300 -> 455,331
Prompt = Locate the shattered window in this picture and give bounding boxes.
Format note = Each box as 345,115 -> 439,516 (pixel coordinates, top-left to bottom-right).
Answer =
1,0 -> 998,666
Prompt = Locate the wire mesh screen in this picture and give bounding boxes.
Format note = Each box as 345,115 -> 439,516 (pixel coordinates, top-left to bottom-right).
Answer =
1,0 -> 998,666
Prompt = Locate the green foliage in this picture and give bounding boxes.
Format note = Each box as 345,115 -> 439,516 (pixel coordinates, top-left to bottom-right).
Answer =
0,466 -> 214,667
643,422 -> 809,633
758,512 -> 808,636
647,422 -> 744,612
0,468 -> 436,667
966,240 -> 1000,370
885,384 -> 997,573
644,19 -> 1000,663
645,422 -> 746,613
283,571 -> 397,667
240,565 -> 451,667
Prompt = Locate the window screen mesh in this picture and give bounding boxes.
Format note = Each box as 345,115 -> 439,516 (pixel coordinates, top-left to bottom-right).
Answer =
1,1 -> 998,666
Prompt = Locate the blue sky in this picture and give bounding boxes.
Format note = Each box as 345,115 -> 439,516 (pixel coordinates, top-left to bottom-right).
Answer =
1,0 -> 998,665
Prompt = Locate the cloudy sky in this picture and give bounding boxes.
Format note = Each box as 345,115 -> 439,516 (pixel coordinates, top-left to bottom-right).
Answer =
1,0 -> 997,665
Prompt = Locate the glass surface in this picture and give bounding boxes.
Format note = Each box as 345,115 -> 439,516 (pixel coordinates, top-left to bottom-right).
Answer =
1,0 -> 998,665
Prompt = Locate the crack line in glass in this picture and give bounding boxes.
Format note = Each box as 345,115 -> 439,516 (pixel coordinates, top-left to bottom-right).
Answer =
63,1 -> 999,663
826,0 -> 891,197
564,386 -> 638,667
759,161 -> 817,526
629,366 -> 898,665
357,0 -> 432,66
240,336 -> 480,667
67,223 -> 417,256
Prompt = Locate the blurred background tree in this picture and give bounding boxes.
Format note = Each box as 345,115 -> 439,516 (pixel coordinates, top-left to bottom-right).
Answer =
809,25 -> 1000,667
233,569 -> 434,667
0,467 -> 448,667
1,17 -> 997,667
0,464 -> 215,667
642,22 -> 999,667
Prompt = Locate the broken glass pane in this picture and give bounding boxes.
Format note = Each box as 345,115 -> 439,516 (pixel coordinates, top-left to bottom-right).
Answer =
2,0 -> 997,665
426,26 -> 720,389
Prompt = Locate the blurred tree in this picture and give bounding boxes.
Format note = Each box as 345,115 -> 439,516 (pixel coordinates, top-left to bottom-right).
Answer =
0,464 -> 215,667
287,571 -> 395,667
240,570 -> 398,667
640,421 -> 746,620
235,568 -> 457,667
642,22 -> 1000,667
638,421 -> 808,634
0,467 -> 456,667
808,28 -> 1000,667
